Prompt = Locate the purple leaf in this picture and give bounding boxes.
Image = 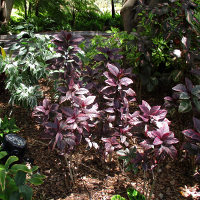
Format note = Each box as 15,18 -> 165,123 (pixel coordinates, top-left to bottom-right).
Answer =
53,132 -> 62,150
120,135 -> 127,143
57,86 -> 68,93
105,108 -> 115,113
172,84 -> 187,92
153,137 -> 163,145
124,88 -> 136,96
60,96 -> 68,104
185,77 -> 193,92
101,86 -> 116,95
191,68 -> 200,76
43,99 -> 50,108
77,113 -> 89,122
65,137 -> 76,147
150,106 -> 160,115
84,96 -> 96,106
61,107 -> 74,116
75,88 -> 89,95
45,122 -> 57,129
105,79 -> 117,86
94,54 -> 106,62
164,96 -> 173,101
50,104 -> 59,112
183,129 -> 200,142
139,100 -> 150,114
35,106 -> 45,113
140,140 -> 154,150
193,117 -> 200,133
73,96 -> 83,106
107,63 -> 119,77
120,77 -> 133,86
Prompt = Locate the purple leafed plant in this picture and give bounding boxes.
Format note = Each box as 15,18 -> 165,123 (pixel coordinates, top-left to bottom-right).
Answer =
139,100 -> 167,125
33,31 -> 178,165
140,122 -> 179,160
182,117 -> 200,164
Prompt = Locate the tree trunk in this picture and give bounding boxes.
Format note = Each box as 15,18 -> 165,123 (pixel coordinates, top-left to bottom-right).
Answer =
111,0 -> 115,18
0,0 -> 14,24
24,0 -> 27,19
35,0 -> 39,17
28,2 -> 32,17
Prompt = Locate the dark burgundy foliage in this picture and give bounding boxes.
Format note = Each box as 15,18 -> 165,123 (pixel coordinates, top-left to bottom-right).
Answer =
139,100 -> 167,125
94,47 -> 123,62
182,117 -> 200,164
33,31 -> 179,170
140,122 -> 178,160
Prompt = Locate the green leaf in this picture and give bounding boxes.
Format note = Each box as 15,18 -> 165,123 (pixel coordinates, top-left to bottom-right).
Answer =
29,173 -> 45,186
127,188 -> 145,200
191,85 -> 200,98
30,166 -> 38,172
11,164 -> 31,173
179,92 -> 190,100
9,191 -> 20,200
29,177 -> 43,186
0,168 -> 6,191
5,156 -> 19,170
19,185 -> 33,200
111,195 -> 126,200
15,171 -> 26,186
193,97 -> 200,113
0,193 -> 6,200
0,151 -> 7,160
178,100 -> 192,113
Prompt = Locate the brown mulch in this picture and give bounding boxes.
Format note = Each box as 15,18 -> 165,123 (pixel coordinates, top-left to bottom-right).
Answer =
0,87 -> 199,200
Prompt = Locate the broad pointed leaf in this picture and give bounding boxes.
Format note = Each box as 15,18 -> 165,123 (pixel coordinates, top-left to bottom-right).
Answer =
5,156 -> 19,170
84,96 -> 96,106
172,84 -> 187,92
193,117 -> 200,133
107,63 -> 119,77
0,168 -> 6,191
178,100 -> 192,113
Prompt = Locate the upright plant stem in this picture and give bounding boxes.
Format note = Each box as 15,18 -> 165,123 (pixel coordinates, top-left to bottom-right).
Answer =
143,170 -> 147,197
148,166 -> 159,200
64,154 -> 75,185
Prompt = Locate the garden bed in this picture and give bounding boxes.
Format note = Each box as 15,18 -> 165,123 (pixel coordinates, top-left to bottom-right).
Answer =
0,88 -> 199,200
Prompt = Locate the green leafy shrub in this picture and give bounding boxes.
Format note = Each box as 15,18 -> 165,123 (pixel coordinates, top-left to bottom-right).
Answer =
0,33 -> 58,108
0,151 -> 45,200
0,116 -> 20,140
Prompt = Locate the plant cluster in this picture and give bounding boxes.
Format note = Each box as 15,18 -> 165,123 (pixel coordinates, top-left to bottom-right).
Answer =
0,151 -> 45,200
0,33 -> 59,108
32,31 -> 179,199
